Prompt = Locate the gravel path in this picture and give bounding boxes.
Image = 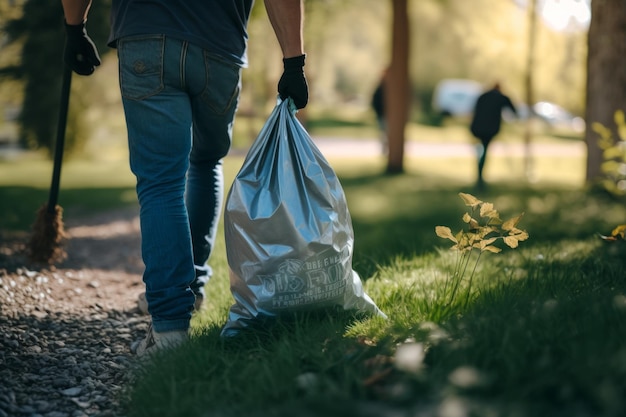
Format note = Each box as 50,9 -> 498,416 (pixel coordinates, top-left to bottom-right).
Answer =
0,207 -> 148,417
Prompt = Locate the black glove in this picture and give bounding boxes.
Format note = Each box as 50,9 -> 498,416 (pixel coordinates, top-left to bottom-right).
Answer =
278,54 -> 308,109
64,21 -> 101,76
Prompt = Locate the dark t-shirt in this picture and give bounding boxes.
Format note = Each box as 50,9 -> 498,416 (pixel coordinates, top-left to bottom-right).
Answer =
108,0 -> 254,67
470,88 -> 517,141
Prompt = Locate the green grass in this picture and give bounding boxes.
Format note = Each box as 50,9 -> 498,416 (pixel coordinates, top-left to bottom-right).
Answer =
119,173 -> 626,417
1,131 -> 622,417
125,162 -> 622,416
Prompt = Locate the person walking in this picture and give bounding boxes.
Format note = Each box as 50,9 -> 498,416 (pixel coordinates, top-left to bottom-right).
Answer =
469,82 -> 517,190
371,69 -> 388,155
60,0 -> 308,356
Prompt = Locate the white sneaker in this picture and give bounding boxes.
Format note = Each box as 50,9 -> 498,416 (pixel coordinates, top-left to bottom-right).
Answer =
130,324 -> 188,357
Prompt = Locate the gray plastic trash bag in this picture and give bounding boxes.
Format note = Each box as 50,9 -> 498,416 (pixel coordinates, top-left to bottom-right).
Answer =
221,99 -> 386,337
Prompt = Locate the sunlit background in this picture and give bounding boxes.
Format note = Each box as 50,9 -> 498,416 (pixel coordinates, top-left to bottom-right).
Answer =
0,0 -> 592,161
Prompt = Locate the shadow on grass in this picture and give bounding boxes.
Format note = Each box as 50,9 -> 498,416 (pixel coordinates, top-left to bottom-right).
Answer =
420,250 -> 626,417
0,185 -> 138,232
340,172 -> 626,279
0,185 -> 139,272
126,309 -> 389,417
122,170 -> 626,417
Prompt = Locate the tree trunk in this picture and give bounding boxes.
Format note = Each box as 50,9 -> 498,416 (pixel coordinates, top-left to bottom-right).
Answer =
523,0 -> 537,181
385,0 -> 410,174
585,0 -> 626,183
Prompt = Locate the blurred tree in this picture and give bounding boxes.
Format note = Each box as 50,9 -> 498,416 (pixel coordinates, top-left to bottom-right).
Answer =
0,0 -> 110,157
523,0 -> 537,181
585,0 -> 626,184
385,0 -> 410,174
0,0 -> 24,122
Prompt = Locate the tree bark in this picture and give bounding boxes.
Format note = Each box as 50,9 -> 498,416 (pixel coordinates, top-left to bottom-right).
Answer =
523,0 -> 537,181
385,0 -> 410,174
585,0 -> 626,183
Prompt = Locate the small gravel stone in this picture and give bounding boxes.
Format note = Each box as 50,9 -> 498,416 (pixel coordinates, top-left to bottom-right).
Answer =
61,387 -> 82,397
0,207 -> 146,417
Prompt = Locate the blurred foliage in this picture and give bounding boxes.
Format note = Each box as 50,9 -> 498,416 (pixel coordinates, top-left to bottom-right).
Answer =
0,0 -> 588,156
593,110 -> 626,198
0,0 -> 111,156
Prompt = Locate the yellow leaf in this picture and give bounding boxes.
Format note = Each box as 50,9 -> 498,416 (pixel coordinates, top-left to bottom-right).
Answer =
482,245 -> 502,253
503,236 -> 520,248
598,136 -> 614,150
462,213 -> 472,223
469,218 -> 480,231
459,192 -> 482,207
611,224 -> 626,239
480,202 -> 498,219
510,229 -> 529,241
456,233 -> 473,251
487,216 -> 503,226
435,226 -> 457,242
601,160 -> 621,173
603,147 -> 624,160
467,232 -> 481,244
592,122 -> 612,140
613,113 -> 626,141
614,110 -> 625,127
479,237 -> 497,249
502,213 -> 524,231
478,226 -> 494,238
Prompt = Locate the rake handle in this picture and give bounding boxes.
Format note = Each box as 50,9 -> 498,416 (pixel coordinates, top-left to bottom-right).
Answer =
47,66 -> 72,214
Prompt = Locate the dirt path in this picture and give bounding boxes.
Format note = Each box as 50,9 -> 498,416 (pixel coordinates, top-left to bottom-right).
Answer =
0,206 -> 147,417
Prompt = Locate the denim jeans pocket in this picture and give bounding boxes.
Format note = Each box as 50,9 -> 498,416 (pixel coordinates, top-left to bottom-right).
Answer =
202,53 -> 241,115
118,35 -> 164,100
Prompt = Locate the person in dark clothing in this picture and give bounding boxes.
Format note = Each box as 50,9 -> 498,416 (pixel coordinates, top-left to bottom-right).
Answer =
371,70 -> 388,155
470,83 -> 517,189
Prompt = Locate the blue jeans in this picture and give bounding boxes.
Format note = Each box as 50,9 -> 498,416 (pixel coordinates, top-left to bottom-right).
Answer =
117,35 -> 241,332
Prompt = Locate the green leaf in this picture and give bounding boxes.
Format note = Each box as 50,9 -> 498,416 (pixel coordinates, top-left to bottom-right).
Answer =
459,192 -> 482,208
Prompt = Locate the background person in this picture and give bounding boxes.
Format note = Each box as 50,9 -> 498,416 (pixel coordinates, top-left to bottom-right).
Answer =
371,69 -> 388,155
469,82 -> 517,190
60,0 -> 308,356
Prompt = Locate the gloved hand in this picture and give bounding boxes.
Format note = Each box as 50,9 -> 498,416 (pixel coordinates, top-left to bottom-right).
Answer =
64,21 -> 101,76
278,54 -> 308,109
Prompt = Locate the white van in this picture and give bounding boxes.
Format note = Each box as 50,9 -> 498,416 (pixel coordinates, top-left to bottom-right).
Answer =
432,79 -> 483,118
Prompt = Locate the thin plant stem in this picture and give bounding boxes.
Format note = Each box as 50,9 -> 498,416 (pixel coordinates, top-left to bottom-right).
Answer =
448,249 -> 473,306
464,251 -> 483,308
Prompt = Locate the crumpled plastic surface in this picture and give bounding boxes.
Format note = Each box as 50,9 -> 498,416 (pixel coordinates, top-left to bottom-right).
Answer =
221,99 -> 386,337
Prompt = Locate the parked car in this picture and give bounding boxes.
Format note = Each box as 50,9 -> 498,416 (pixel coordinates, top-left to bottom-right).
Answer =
533,101 -> 585,133
517,101 -> 585,134
432,78 -> 585,134
432,79 -> 483,118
